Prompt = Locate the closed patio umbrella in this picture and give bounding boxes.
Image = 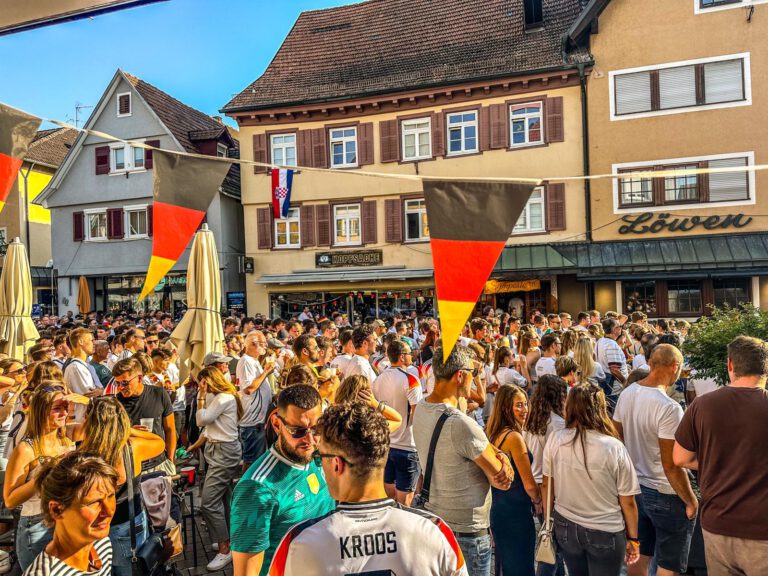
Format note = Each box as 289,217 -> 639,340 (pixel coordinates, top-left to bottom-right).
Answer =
0,238 -> 39,361
77,275 -> 91,315
170,224 -> 224,382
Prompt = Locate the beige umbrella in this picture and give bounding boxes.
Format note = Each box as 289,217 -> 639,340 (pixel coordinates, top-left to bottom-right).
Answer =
170,224 -> 224,382
0,238 -> 39,361
77,275 -> 91,315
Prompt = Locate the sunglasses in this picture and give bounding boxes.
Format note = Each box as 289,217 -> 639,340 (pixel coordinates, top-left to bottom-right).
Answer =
7,366 -> 27,375
40,384 -> 66,393
114,375 -> 140,388
461,367 -> 480,378
277,414 -> 317,439
316,452 -> 355,467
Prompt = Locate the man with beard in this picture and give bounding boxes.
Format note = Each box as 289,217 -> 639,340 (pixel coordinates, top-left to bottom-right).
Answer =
292,334 -> 321,374
231,385 -> 335,576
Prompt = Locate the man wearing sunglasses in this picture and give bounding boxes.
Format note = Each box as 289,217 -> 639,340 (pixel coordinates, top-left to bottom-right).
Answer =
231,385 -> 334,576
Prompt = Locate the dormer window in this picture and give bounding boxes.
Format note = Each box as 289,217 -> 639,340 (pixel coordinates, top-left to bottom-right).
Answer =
217,143 -> 228,158
117,92 -> 131,117
523,0 -> 544,30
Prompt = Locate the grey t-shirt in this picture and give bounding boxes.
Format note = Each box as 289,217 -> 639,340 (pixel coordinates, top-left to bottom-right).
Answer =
412,400 -> 491,532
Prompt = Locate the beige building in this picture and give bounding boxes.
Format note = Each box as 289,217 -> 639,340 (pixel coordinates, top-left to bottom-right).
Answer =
224,0 -> 594,320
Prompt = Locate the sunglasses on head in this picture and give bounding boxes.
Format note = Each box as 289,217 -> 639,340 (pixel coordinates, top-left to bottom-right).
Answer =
277,414 -> 317,439
40,384 -> 66,393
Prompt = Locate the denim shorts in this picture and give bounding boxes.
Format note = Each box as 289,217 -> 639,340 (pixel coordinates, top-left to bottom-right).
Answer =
109,510 -> 148,576
240,424 -> 266,464
384,448 -> 421,492
637,485 -> 695,573
455,532 -> 492,576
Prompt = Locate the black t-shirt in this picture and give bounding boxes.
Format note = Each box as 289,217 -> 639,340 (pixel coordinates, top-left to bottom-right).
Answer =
118,384 -> 173,469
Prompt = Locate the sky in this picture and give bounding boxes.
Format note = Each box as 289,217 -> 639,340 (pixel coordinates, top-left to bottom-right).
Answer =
0,0 -> 358,128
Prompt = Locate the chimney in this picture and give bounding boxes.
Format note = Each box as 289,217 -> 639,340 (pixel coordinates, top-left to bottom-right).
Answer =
523,0 -> 544,31
211,115 -> 224,125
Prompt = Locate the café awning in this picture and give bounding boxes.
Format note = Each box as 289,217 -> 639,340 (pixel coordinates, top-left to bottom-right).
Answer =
257,266 -> 434,285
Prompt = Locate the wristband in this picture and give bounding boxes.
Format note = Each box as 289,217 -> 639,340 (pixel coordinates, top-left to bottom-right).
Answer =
627,537 -> 640,546
378,401 -> 386,413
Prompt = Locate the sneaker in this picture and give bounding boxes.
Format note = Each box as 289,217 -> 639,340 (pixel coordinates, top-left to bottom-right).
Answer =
207,552 -> 232,571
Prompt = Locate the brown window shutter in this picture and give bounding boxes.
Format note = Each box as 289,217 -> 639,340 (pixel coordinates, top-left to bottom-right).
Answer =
379,119 -> 399,163
95,146 -> 110,175
147,204 -> 153,237
384,199 -> 403,243
118,94 -> 131,115
311,128 -> 328,169
701,278 -> 715,313
256,207 -> 272,250
316,204 -> 331,246
297,130 -> 312,168
479,106 -> 491,151
73,211 -> 85,241
106,208 -> 124,239
358,123 -> 374,166
545,183 -> 566,231
362,200 -> 377,245
545,97 -> 565,143
144,140 -> 159,170
656,280 -> 669,317
489,104 -> 508,149
300,205 -> 316,247
253,134 -> 268,175
431,112 -> 445,157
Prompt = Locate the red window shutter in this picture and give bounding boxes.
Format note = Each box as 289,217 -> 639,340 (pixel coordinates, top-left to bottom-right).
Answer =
300,205 -> 316,247
73,211 -> 85,241
106,208 -> 124,239
257,207 -> 272,250
95,146 -> 110,175
384,199 -> 403,243
358,123 -> 374,166
545,97 -> 565,143
379,119 -> 399,163
253,134 -> 268,175
144,140 -> 160,169
316,204 -> 331,246
311,128 -> 328,169
362,200 -> 377,245
297,130 -> 312,168
545,183 -> 566,231
147,204 -> 154,237
479,106 -> 491,151
489,104 -> 508,149
431,112 -> 445,157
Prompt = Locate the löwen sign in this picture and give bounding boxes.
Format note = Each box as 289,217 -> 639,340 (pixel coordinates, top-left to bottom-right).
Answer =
618,212 -> 753,235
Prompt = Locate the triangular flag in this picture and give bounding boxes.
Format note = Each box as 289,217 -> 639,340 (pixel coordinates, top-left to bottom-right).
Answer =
139,150 -> 232,300
0,104 -> 42,214
422,179 -> 537,360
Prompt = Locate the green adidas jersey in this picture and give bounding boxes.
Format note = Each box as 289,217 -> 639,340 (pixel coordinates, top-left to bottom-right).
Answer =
230,446 -> 335,575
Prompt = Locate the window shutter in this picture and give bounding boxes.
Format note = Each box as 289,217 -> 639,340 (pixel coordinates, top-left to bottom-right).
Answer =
708,157 -> 749,202
379,119 -> 399,163
253,134 -> 268,174
316,204 -> 331,246
257,207 -> 272,250
545,97 -> 565,143
300,205 -> 316,247
479,106 -> 491,151
144,140 -> 160,170
118,94 -> 131,115
95,146 -> 110,175
107,208 -> 124,240
704,59 -> 744,104
362,200 -> 377,245
384,199 -> 403,243
659,66 -> 697,110
656,280 -> 669,317
489,104 -> 508,149
73,212 -> 85,241
431,112 -> 445,157
614,71 -> 652,115
297,130 -> 312,168
311,128 -> 328,169
545,183 -> 566,231
147,204 -> 154,237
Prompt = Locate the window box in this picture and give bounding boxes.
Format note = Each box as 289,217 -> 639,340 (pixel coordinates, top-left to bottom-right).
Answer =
446,111 -> 478,156
330,128 -> 357,168
401,118 -> 432,161
333,204 -> 361,246
274,207 -> 301,249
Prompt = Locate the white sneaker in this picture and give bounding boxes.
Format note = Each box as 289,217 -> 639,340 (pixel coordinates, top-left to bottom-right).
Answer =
207,552 -> 232,571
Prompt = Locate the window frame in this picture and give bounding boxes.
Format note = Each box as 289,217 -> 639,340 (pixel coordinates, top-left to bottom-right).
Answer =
84,209 -> 108,242
273,207 -> 301,250
124,204 -> 149,239
623,281 -> 658,317
116,92 -> 132,118
512,186 -> 546,234
329,127 -> 358,169
713,277 -> 751,308
445,110 -> 479,156
509,101 -> 545,149
667,280 -> 703,316
269,133 -> 297,168
109,143 -> 147,174
694,0 -> 767,14
216,143 -> 228,158
400,117 -> 432,161
332,203 -> 362,246
404,198 -> 429,242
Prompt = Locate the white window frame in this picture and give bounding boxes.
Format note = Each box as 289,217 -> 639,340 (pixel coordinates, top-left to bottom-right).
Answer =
109,143 -> 147,174
274,207 -> 301,249
612,151 -> 755,213
609,52 -> 751,121
116,92 -> 132,117
401,117 -> 432,161
404,199 -> 429,242
446,110 -> 479,156
270,133 -> 297,167
84,209 -> 108,242
216,143 -> 228,158
333,203 -> 362,246
329,127 -> 358,168
694,0 -> 768,14
124,204 -> 149,239
512,186 -> 546,234
509,101 -> 544,148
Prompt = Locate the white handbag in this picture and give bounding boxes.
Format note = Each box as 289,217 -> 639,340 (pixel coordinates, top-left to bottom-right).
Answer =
534,482 -> 556,565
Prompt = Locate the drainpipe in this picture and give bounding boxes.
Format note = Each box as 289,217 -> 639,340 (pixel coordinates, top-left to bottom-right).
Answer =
577,63 -> 592,243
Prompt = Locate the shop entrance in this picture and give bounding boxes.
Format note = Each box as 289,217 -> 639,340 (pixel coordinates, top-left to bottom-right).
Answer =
479,279 -> 554,320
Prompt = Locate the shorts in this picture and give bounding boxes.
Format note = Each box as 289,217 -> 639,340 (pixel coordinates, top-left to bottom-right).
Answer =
637,485 -> 695,573
240,424 -> 266,465
384,447 -> 421,492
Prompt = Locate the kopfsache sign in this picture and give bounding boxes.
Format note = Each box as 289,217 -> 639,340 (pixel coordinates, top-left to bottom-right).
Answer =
316,250 -> 383,268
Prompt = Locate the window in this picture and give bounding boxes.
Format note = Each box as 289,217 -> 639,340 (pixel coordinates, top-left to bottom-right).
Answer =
510,102 -> 543,147
619,170 -> 654,206
274,207 -> 300,249
713,278 -> 749,307
86,211 -> 107,241
668,280 -> 702,314
0,227 -> 7,255
447,112 -> 478,155
611,54 -> 748,119
695,0 -> 766,14
401,118 -> 432,161
513,187 -> 545,233
117,92 -> 131,117
624,281 -> 658,316
110,144 -> 147,173
700,0 -> 741,6
133,147 -> 145,169
217,143 -> 228,158
113,147 -> 125,171
664,164 -> 700,203
330,128 -> 357,168
334,204 -> 361,245
270,134 -> 296,167
405,199 -> 429,241
125,206 -> 148,238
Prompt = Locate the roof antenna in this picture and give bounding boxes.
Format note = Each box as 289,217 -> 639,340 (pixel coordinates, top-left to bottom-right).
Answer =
75,102 -> 94,129
746,5 -> 754,22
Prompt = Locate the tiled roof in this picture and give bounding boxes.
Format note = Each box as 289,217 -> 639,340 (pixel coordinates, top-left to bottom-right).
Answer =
25,127 -> 78,167
223,0 -> 591,112
189,128 -> 227,141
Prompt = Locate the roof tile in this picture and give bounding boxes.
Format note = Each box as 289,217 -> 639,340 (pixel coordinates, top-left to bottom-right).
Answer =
25,127 -> 78,167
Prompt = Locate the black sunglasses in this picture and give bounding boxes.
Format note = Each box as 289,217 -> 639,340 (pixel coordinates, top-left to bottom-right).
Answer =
277,414 -> 317,439
316,452 -> 355,467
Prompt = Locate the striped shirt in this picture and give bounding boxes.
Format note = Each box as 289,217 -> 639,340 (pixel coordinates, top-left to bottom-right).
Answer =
23,537 -> 112,576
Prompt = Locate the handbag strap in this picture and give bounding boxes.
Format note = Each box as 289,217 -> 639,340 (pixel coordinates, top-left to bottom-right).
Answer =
544,471 -> 552,527
123,444 -> 138,557
419,408 -> 452,503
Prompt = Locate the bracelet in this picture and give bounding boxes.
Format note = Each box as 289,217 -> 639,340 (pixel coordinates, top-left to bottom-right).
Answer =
378,401 -> 387,414
627,537 -> 640,545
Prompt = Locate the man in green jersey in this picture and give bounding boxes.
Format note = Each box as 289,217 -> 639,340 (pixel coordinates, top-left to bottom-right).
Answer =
231,384 -> 335,576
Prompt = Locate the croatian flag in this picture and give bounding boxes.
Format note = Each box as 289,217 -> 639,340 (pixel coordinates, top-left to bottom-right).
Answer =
272,168 -> 294,218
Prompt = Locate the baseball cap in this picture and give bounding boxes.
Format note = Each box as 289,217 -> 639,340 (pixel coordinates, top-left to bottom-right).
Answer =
372,319 -> 386,328
203,352 -> 234,366
267,338 -> 285,350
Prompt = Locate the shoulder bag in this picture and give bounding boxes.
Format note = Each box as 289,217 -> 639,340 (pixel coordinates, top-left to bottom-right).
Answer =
534,478 -> 556,565
411,408 -> 452,510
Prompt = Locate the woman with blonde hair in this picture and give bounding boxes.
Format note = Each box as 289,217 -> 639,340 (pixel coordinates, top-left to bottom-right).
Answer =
561,329 -> 579,358
573,337 -> 606,387
335,375 -> 402,432
518,331 -> 541,386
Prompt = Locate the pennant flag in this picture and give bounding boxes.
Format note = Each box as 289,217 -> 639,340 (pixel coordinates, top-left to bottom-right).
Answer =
0,104 -> 42,214
272,168 -> 294,218
422,179 -> 536,360
139,150 -> 232,300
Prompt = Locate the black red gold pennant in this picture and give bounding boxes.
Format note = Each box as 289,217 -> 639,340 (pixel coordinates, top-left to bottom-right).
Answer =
0,104 -> 42,213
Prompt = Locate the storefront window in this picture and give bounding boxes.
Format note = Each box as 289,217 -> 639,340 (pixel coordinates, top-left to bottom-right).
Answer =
668,280 -> 702,315
713,278 -> 749,308
624,281 -> 657,315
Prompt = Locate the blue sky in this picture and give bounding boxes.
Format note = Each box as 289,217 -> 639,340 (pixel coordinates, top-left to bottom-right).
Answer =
0,0 -> 357,128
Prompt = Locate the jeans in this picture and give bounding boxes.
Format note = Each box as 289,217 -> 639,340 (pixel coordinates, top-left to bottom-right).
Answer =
16,514 -> 53,570
553,511 -> 626,576
455,533 -> 492,576
636,485 -> 695,573
109,510 -> 148,576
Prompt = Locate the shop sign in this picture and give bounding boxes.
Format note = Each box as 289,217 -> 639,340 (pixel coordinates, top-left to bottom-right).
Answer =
315,250 -> 383,268
243,257 -> 254,274
484,279 -> 541,294
619,212 -> 753,235
227,291 -> 246,315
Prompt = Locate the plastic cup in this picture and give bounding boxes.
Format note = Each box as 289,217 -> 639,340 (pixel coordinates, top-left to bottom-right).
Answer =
179,466 -> 195,486
140,417 -> 154,430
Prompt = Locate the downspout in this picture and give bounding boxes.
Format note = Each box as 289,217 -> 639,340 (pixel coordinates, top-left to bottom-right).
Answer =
577,63 -> 592,243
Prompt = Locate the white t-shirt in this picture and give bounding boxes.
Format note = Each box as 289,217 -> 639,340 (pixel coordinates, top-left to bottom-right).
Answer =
524,412 -> 565,484
345,354 -> 378,384
236,354 -> 268,427
372,367 -> 423,451
535,356 -> 557,380
330,353 -> 354,377
543,428 -> 640,533
494,366 -> 527,388
632,354 -> 649,371
63,359 -> 97,422
686,370 -> 719,397
613,383 -> 683,494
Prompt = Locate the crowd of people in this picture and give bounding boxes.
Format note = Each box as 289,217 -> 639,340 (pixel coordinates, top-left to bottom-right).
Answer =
0,305 -> 765,576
